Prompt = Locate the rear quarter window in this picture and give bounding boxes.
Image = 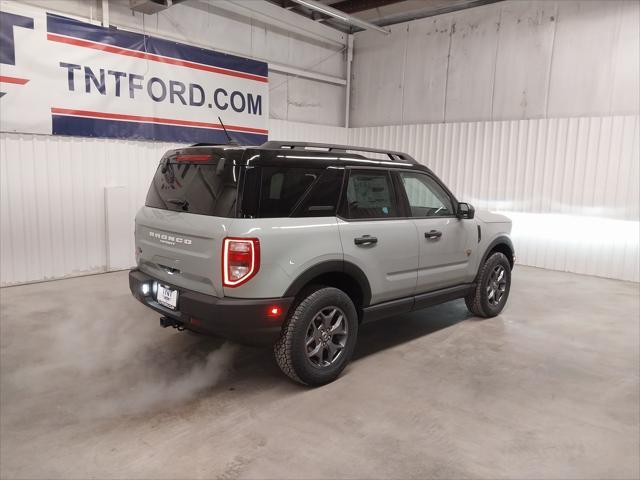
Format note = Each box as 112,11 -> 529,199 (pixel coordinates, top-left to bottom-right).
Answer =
293,167 -> 344,217
239,166 -> 344,218
259,166 -> 320,218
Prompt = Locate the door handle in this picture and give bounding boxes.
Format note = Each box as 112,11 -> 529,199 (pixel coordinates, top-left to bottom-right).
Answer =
354,235 -> 378,246
424,230 -> 442,240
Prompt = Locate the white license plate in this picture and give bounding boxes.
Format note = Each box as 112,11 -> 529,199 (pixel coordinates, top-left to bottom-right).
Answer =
157,284 -> 178,309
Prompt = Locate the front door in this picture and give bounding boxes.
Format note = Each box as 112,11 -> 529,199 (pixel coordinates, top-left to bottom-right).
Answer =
395,171 -> 475,293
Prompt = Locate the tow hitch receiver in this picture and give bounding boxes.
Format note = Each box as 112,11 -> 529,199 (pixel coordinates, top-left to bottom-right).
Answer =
160,316 -> 185,331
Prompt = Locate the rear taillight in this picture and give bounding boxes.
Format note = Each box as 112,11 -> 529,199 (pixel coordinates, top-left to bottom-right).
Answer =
222,237 -> 260,287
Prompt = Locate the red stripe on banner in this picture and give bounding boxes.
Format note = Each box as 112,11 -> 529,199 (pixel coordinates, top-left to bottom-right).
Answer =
50,107 -> 269,135
0,76 -> 29,85
47,33 -> 268,83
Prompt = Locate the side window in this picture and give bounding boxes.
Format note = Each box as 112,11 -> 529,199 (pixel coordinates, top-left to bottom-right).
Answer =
293,167 -> 344,217
345,170 -> 397,219
241,167 -> 322,218
399,172 -> 455,217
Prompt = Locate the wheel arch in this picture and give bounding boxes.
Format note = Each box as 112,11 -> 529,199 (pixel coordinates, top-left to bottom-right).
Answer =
283,260 -> 372,312
480,236 -> 515,269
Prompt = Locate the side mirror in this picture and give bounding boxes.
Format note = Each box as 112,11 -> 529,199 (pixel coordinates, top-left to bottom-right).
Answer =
457,202 -> 475,219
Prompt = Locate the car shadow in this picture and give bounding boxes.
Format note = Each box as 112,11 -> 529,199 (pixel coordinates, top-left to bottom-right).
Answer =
228,299 -> 472,385
352,299 -> 473,361
143,298 -> 475,399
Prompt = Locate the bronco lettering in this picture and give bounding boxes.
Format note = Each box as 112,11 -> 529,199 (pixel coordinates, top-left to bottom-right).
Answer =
148,231 -> 192,245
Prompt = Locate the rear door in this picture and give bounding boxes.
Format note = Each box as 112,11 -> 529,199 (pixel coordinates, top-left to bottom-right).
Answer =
395,170 -> 475,292
136,148 -> 241,297
337,169 -> 419,305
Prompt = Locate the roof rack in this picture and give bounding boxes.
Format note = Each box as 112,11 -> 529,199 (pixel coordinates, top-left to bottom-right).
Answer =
260,141 -> 417,164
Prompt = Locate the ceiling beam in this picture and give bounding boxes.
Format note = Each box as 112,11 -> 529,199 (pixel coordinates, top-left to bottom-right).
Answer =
328,0 -> 406,14
371,0 -> 504,27
210,0 -> 347,46
288,0 -> 390,34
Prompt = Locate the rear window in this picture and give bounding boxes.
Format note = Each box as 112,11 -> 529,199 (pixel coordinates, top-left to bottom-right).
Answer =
239,166 -> 344,218
145,150 -> 238,217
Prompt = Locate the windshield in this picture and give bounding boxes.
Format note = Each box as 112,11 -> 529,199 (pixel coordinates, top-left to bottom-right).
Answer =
145,149 -> 239,217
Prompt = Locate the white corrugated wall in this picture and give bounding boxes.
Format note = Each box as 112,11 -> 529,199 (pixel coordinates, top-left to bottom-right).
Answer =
0,134 -> 174,285
1,116 -> 638,285
349,115 -> 640,282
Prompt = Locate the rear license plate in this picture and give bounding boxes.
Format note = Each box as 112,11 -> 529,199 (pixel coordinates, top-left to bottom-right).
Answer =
157,284 -> 178,310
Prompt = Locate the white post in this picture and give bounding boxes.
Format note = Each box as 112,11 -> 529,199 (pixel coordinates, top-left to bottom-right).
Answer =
344,34 -> 354,128
101,0 -> 109,27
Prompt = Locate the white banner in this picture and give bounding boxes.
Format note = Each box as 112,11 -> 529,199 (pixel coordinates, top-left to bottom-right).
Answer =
0,1 -> 269,144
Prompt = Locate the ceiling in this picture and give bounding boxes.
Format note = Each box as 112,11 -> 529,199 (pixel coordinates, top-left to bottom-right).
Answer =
265,0 -> 503,33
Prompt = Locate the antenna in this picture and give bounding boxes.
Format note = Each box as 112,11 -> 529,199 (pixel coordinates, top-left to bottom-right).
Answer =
218,117 -> 239,145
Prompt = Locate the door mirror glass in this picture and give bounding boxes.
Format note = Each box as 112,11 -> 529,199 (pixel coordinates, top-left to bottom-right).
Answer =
457,202 -> 475,219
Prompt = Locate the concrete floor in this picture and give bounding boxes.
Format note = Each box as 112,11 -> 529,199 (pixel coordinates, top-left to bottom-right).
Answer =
0,266 -> 638,479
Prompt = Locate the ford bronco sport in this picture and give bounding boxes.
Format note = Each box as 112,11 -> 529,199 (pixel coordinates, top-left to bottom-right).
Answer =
129,141 -> 514,386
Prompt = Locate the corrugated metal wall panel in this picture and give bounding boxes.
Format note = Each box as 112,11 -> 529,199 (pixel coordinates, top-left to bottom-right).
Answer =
348,115 -> 640,282
0,134 -> 175,285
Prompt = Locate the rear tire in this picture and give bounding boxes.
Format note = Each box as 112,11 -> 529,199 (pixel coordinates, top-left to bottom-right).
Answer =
465,252 -> 511,318
274,286 -> 358,386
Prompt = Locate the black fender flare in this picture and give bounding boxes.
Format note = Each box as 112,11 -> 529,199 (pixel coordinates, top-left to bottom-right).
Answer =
283,260 -> 372,307
480,235 -> 515,269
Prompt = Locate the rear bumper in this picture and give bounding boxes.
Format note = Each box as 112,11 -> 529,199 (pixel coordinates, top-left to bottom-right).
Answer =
129,269 -> 293,345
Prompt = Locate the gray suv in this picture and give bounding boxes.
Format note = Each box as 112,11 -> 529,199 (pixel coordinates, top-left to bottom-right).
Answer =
129,141 -> 514,385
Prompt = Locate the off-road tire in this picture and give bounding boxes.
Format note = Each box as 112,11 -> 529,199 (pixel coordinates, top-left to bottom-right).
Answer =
274,286 -> 358,386
465,252 -> 511,318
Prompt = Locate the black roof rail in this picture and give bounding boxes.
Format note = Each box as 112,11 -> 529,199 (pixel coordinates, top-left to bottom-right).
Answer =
260,141 -> 417,164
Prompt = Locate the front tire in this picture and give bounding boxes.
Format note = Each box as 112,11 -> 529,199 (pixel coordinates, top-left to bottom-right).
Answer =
465,252 -> 511,318
274,287 -> 358,386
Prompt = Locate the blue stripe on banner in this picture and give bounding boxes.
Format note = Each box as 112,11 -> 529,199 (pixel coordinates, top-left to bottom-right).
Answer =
52,115 -> 268,146
46,13 -> 268,78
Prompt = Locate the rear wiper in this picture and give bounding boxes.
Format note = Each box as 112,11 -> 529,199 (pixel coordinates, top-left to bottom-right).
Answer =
160,157 -> 170,173
167,198 -> 189,211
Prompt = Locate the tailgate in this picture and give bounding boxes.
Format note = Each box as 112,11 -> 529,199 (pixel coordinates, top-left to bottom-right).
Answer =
135,206 -> 231,297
